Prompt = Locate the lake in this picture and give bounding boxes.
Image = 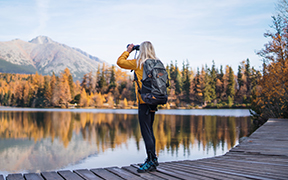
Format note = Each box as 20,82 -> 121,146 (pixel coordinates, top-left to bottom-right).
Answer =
0,108 -> 254,177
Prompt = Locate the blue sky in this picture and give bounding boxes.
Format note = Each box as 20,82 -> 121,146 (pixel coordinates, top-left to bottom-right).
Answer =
0,0 -> 277,71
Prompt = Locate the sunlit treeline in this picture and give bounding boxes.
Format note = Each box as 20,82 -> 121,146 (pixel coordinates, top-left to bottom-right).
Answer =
0,65 -> 132,108
0,58 -> 259,108
0,111 -> 253,154
167,59 -> 259,108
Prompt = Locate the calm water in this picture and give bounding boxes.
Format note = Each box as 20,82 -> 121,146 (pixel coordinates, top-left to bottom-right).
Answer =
0,108 -> 254,177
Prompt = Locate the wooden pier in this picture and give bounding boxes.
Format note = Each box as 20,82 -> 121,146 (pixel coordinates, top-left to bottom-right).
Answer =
1,118 -> 288,180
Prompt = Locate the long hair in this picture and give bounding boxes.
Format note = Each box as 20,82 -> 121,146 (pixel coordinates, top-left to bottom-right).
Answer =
136,41 -> 157,68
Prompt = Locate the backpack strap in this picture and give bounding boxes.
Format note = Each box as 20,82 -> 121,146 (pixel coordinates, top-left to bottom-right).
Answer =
133,71 -> 142,94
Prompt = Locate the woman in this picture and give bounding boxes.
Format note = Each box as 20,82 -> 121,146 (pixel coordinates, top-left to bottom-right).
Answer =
117,41 -> 159,173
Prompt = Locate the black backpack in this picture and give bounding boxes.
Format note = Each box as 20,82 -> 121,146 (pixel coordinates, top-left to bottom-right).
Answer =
134,59 -> 169,105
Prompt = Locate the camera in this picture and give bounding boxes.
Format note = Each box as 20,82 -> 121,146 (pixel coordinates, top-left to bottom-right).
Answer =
127,44 -> 140,51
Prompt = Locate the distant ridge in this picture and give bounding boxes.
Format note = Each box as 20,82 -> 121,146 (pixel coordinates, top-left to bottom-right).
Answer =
0,36 -> 106,81
0,58 -> 37,74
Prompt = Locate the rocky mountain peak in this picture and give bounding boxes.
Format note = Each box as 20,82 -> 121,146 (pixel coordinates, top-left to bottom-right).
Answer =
29,36 -> 54,44
0,36 -> 105,81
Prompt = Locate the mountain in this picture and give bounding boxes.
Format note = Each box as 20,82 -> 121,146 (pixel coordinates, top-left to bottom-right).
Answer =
0,36 -> 105,81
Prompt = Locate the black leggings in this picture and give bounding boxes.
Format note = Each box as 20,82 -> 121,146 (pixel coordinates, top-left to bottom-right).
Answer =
138,104 -> 157,159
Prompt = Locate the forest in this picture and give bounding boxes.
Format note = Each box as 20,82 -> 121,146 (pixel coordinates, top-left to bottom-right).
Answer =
0,58 -> 258,110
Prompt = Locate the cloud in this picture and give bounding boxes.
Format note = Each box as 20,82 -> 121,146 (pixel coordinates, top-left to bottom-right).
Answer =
0,0 -> 275,71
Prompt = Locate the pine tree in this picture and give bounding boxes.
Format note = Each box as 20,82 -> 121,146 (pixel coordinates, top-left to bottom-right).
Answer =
88,71 -> 94,94
109,65 -> 116,92
193,67 -> 203,104
175,63 -> 182,95
216,65 -> 224,100
245,58 -> 251,94
210,60 -> 217,101
237,65 -> 244,90
203,65 -> 212,104
50,72 -> 57,106
169,61 -> 176,81
81,74 -> 88,92
166,64 -> 171,96
226,66 -> 235,101
43,76 -> 52,107
182,60 -> 191,103
95,64 -> 101,92
97,65 -> 107,94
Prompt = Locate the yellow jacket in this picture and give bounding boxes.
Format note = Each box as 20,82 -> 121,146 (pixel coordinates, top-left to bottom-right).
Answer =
117,51 -> 145,104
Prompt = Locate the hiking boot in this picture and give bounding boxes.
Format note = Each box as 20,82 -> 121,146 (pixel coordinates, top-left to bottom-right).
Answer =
140,157 -> 159,168
152,157 -> 159,167
137,160 -> 156,173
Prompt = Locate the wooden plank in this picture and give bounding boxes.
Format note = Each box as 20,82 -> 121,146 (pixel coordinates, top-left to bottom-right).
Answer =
105,167 -> 143,180
161,163 -> 247,180
239,140 -> 288,147
57,170 -> 83,180
251,127 -> 288,132
193,159 -> 288,178
130,164 -> 180,180
6,174 -> 25,180
24,173 -> 44,180
182,161 -> 285,180
122,165 -> 163,180
155,167 -> 190,180
160,163 -> 218,180
213,156 -> 288,168
90,168 -> 123,180
216,155 -> 288,166
157,165 -> 210,180
234,146 -> 288,153
73,169 -> 102,180
234,143 -> 288,149
161,162 -> 248,180
223,153 -> 288,164
249,133 -> 288,139
229,148 -> 288,156
41,172 -> 64,180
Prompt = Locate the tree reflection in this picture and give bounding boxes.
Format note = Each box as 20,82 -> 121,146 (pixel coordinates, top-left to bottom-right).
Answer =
0,111 -> 253,154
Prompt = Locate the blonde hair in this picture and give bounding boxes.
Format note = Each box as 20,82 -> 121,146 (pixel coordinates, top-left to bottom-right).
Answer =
136,41 -> 157,68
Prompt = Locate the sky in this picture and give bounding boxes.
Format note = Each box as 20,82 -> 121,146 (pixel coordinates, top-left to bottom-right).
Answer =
0,0 -> 277,72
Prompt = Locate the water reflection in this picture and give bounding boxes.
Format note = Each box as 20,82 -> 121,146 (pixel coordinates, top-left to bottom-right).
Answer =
0,110 -> 253,175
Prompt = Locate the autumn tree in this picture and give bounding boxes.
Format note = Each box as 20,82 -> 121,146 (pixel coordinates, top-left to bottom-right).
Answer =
59,68 -> 72,106
251,13 -> 288,123
79,88 -> 88,107
68,73 -> 74,99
